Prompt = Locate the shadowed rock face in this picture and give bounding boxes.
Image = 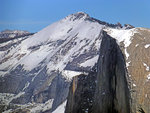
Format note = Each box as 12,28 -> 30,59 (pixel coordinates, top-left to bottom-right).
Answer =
65,31 -> 131,113
93,31 -> 130,113
65,70 -> 97,113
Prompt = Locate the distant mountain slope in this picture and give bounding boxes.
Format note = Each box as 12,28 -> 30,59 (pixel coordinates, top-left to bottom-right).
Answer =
0,30 -> 31,38
0,30 -> 34,43
0,12 -> 149,113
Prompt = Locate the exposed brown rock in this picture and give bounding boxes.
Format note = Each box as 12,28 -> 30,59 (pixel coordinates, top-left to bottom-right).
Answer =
121,28 -> 150,113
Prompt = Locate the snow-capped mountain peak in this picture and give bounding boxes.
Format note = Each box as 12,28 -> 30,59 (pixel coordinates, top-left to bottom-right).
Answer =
1,12 -> 149,113
0,12 -> 105,76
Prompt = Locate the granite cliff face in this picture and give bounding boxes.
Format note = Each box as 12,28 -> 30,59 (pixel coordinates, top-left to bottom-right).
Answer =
65,31 -> 131,113
0,12 -> 150,113
93,31 -> 130,113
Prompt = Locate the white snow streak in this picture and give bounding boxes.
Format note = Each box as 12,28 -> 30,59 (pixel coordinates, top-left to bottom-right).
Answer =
80,55 -> 99,67
143,63 -> 149,71
147,74 -> 150,80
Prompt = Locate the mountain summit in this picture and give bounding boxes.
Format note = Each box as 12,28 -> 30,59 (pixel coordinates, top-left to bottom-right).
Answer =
0,12 -> 150,113
65,12 -> 90,20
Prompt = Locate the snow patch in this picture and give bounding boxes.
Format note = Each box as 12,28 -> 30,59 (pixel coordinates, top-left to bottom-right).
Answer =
104,28 -> 136,47
62,70 -> 83,81
80,55 -> 99,67
135,44 -> 139,47
143,63 -> 149,71
145,44 -> 150,48
52,100 -> 67,113
22,81 -> 30,91
133,84 -> 136,87
20,46 -> 50,71
126,61 -> 131,67
147,74 -> 150,80
124,49 -> 129,60
20,45 -> 29,54
104,28 -> 137,60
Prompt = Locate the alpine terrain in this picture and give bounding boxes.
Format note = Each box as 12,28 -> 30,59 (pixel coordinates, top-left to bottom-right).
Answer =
0,12 -> 150,113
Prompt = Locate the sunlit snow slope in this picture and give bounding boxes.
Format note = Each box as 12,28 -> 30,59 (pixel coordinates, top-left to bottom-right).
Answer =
0,12 -> 104,113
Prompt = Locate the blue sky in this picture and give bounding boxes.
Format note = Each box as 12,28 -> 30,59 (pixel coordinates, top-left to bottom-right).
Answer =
0,0 -> 150,32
